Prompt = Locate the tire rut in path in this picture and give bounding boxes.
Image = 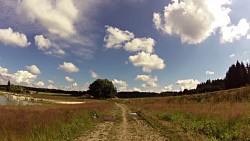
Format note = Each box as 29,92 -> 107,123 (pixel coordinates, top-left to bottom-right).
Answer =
77,103 -> 168,141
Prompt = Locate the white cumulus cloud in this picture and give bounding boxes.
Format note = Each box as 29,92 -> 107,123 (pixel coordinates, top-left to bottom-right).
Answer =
162,85 -> 173,92
18,0 -> 78,38
129,52 -> 165,73
124,38 -> 155,53
34,35 -> 65,56
0,66 -> 37,86
220,19 -> 250,43
48,80 -> 54,84
65,76 -> 74,83
58,62 -> 79,73
104,25 -> 134,49
26,65 -> 41,75
135,75 -> 158,88
176,79 -> 200,91
34,35 -> 51,49
34,81 -> 45,88
153,0 -> 249,44
132,87 -> 141,92
112,79 -> 128,87
47,84 -> 57,89
0,66 -> 8,74
229,53 -> 235,58
90,70 -> 99,79
12,71 -> 37,86
206,71 -> 215,75
0,27 -> 30,47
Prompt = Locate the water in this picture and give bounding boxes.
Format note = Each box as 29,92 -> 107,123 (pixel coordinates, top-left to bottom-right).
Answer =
0,95 -> 41,106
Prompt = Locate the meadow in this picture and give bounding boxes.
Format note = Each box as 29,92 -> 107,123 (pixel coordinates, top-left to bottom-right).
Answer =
0,86 -> 250,140
0,100 -> 113,141
118,87 -> 250,140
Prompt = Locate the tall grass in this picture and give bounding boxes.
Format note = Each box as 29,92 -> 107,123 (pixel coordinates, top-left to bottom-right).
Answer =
0,102 -> 113,141
119,86 -> 250,140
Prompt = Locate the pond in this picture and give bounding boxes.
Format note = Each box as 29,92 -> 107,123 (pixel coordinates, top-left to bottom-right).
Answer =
0,95 -> 41,106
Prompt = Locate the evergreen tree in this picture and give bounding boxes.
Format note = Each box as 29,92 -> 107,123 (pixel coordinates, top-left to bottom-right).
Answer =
7,80 -> 10,92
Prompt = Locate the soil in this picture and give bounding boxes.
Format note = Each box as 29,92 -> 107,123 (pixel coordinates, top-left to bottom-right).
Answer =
76,103 -> 168,141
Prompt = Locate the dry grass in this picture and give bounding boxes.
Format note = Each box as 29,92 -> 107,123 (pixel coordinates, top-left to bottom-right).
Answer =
0,102 -> 113,141
117,86 -> 250,140
26,93 -> 83,102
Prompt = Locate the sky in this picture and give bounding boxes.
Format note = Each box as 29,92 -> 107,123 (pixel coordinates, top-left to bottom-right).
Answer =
0,0 -> 250,92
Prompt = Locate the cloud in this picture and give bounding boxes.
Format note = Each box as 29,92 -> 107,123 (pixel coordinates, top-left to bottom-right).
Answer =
0,66 -> 8,74
129,52 -> 165,72
132,87 -> 141,92
58,62 -> 79,73
26,65 -> 41,75
65,76 -> 74,83
90,70 -> 99,79
48,80 -> 54,84
0,67 -> 37,86
135,75 -> 158,88
12,71 -> 37,86
47,84 -> 57,89
153,0 -> 249,44
18,0 -> 78,38
34,81 -> 45,88
82,82 -> 90,91
124,38 -> 155,53
103,26 -> 163,73
59,82 -> 89,91
220,19 -> 250,43
162,85 -> 173,92
0,27 -> 30,47
112,79 -> 128,92
229,53 -> 235,58
135,75 -> 150,81
104,25 -> 134,49
176,79 -> 200,91
34,35 -> 65,56
72,82 -> 78,87
247,35 -> 250,39
34,35 -> 51,49
206,71 -> 215,75
112,79 -> 128,87
104,26 -> 156,53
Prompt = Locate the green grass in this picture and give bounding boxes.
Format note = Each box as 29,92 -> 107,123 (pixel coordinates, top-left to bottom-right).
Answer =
0,102 -> 113,141
117,86 -> 250,140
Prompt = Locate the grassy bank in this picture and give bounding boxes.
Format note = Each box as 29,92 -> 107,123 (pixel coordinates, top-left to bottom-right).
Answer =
0,102 -> 113,141
119,86 -> 250,140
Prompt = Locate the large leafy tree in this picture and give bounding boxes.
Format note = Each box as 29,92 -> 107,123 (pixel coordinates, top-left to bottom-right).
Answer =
89,79 -> 117,98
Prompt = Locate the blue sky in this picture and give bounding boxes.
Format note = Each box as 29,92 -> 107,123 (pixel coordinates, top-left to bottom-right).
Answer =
0,0 -> 250,92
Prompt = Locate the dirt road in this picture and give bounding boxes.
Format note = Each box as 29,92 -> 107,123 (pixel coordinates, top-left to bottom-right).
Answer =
76,103 -> 168,141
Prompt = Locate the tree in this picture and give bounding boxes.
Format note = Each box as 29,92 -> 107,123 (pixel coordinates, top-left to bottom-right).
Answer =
225,61 -> 249,89
9,85 -> 25,94
89,79 -> 117,98
6,80 -> 10,92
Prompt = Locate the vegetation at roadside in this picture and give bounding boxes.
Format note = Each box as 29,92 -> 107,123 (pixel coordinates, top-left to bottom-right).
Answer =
118,86 -> 250,140
0,102 -> 113,141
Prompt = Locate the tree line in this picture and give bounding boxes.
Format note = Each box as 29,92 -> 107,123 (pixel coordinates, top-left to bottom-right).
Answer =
182,61 -> 250,95
1,61 -> 249,98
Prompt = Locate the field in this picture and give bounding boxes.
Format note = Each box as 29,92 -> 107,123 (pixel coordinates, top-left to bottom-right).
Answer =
117,87 -> 250,140
0,87 -> 250,140
0,99 -> 113,141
